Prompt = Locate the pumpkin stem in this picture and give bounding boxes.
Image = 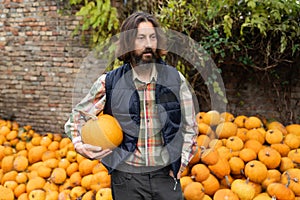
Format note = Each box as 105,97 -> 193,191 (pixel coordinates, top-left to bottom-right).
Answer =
245,177 -> 250,184
240,169 -> 245,175
224,175 -> 231,187
285,171 -> 291,187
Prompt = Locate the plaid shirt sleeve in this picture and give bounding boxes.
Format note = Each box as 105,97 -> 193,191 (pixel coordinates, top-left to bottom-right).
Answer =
64,74 -> 107,149
178,72 -> 198,171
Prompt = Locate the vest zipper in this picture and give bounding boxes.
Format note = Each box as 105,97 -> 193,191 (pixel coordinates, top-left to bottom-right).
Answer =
143,86 -> 149,166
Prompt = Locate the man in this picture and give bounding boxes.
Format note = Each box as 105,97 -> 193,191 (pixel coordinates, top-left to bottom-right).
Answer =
65,12 -> 198,200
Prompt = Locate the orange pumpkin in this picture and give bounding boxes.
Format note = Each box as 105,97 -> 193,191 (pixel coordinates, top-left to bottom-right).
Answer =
201,174 -> 220,196
244,116 -> 263,129
202,110 -> 221,126
49,167 -> 67,185
215,122 -> 238,139
0,185 -> 14,200
180,176 -> 194,191
81,114 -> 123,150
267,182 -> 295,200
265,129 -> 283,144
213,188 -> 239,200
244,160 -> 268,183
258,147 -> 281,169
191,164 -> 210,182
183,181 -> 205,200
281,168 -> 300,196
231,179 -> 256,200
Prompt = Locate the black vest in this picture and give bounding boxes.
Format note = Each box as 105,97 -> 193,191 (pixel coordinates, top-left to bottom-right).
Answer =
102,60 -> 183,175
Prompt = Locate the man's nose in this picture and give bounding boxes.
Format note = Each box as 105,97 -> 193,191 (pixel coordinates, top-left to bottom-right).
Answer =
145,37 -> 152,48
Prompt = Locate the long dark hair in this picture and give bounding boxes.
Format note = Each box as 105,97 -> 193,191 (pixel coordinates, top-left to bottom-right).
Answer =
116,12 -> 167,63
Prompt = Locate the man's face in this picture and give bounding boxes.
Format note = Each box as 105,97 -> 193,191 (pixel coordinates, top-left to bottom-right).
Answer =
133,21 -> 158,65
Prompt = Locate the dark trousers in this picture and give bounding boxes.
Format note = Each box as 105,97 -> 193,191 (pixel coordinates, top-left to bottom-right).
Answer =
111,167 -> 183,200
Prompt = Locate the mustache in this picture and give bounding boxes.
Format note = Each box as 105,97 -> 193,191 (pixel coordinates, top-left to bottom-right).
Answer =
143,48 -> 154,54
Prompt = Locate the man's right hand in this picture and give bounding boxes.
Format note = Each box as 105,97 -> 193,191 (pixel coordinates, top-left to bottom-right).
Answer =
73,139 -> 112,160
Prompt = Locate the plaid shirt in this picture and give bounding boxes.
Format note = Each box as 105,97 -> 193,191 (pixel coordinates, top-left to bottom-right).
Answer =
65,65 -> 198,170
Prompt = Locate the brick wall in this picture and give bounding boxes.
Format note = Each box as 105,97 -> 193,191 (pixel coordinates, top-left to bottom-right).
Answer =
0,0 -> 90,133
0,0 -> 299,134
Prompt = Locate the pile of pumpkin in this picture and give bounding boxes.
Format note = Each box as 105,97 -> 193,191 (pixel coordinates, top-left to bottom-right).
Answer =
0,111 -> 299,200
0,119 -> 112,200
181,110 -> 300,200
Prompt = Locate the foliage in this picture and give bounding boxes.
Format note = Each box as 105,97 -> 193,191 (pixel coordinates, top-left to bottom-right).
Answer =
68,0 -> 119,47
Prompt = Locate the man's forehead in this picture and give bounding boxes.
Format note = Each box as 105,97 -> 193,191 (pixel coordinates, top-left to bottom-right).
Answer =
137,22 -> 156,34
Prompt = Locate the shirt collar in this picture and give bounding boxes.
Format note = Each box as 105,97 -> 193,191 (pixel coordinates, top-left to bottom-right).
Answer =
131,63 -> 157,84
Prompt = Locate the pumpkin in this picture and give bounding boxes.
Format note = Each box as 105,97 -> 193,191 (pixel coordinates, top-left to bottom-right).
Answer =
79,159 -> 99,176
66,162 -> 79,177
244,116 -> 263,129
13,155 -> 29,172
198,122 -> 214,135
1,155 -> 15,173
202,110 -> 221,126
191,163 -> 210,182
26,176 -> 46,193
37,165 -> 52,178
239,148 -> 257,162
189,147 -> 202,165
284,133 -> 300,149
233,115 -> 248,128
69,186 -> 86,199
183,181 -> 205,200
229,156 -> 245,175
49,167 -> 67,185
288,148 -> 300,167
69,171 -> 82,187
81,114 -> 123,150
261,169 -> 281,190
244,160 -> 268,183
236,128 -> 248,142
180,176 -> 194,191
245,139 -> 263,153
267,182 -> 295,200
196,135 -> 211,148
96,187 -> 113,200
0,185 -> 14,200
14,183 -> 26,198
215,122 -> 238,139
281,168 -> 300,196
28,145 -> 47,164
201,174 -> 220,196
226,136 -> 244,151
231,179 -> 256,200
220,112 -> 235,123
29,189 -> 46,200
286,124 -> 300,136
91,171 -> 111,190
265,129 -> 283,144
208,158 -> 230,179
213,188 -> 239,200
253,193 -> 272,200
1,170 -> 18,185
201,148 -> 220,165
15,172 -> 28,184
82,190 -> 95,200
258,147 -> 281,169
270,143 -> 290,157
266,121 -> 288,135
246,129 -> 265,144
279,157 -> 295,172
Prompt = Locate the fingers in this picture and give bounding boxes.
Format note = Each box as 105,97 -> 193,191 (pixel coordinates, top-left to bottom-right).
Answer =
93,149 -> 112,160
82,143 -> 102,152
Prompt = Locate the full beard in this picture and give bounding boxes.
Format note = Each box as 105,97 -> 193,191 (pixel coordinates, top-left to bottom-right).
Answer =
131,48 -> 158,68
